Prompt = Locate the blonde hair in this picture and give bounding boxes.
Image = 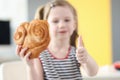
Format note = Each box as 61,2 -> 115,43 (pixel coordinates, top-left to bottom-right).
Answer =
34,0 -> 78,47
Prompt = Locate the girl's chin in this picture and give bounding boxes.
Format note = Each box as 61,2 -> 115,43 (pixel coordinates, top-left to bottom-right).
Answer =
57,36 -> 70,40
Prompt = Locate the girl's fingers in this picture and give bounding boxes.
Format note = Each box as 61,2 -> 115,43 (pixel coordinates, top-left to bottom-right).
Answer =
16,45 -> 22,55
76,49 -> 88,63
76,36 -> 89,63
16,45 -> 22,54
24,52 -> 32,61
76,53 -> 86,59
78,36 -> 84,47
78,58 -> 87,63
77,56 -> 88,63
19,47 -> 28,58
78,47 -> 85,53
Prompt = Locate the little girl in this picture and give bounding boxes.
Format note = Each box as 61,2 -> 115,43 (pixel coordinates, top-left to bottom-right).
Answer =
16,0 -> 98,80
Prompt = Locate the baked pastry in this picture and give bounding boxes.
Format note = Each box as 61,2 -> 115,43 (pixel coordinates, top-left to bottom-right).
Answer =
14,19 -> 50,59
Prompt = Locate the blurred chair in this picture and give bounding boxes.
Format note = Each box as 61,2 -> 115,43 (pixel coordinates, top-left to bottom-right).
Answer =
0,61 -> 27,80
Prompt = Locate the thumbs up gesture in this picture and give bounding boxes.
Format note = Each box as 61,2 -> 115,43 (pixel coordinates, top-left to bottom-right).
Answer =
76,36 -> 88,64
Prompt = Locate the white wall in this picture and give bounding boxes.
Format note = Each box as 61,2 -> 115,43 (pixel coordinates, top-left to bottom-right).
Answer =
0,0 -> 28,62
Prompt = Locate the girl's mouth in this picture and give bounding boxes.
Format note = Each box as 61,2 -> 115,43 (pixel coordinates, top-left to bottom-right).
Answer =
59,31 -> 67,33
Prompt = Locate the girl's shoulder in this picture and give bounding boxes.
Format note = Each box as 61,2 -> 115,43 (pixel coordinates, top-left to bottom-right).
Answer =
40,49 -> 49,56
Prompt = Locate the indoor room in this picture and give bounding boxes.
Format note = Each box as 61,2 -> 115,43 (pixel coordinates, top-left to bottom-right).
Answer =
0,0 -> 120,80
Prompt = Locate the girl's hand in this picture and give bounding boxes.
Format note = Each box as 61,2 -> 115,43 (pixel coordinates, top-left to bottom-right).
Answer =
76,36 -> 88,64
76,36 -> 99,76
16,45 -> 34,67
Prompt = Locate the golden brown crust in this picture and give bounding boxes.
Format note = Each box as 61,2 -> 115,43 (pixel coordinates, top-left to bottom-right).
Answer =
14,19 -> 50,59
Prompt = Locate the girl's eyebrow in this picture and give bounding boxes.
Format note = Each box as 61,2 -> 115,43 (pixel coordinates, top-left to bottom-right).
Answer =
52,17 -> 58,20
64,16 -> 72,18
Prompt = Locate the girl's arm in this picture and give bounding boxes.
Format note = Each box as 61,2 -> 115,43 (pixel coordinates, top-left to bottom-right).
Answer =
16,45 -> 44,80
80,54 -> 99,76
76,36 -> 99,76
26,58 -> 44,80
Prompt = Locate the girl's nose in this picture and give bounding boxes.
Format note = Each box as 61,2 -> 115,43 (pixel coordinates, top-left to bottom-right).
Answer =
59,21 -> 66,29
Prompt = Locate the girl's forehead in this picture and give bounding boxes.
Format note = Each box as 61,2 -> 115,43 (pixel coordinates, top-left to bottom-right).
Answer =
49,6 -> 73,17
51,5 -> 71,11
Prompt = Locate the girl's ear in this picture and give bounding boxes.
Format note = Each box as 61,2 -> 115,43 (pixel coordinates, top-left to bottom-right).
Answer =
34,6 -> 44,20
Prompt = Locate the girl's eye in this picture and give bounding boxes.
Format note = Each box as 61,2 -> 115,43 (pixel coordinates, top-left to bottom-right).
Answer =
53,20 -> 59,23
65,19 -> 70,22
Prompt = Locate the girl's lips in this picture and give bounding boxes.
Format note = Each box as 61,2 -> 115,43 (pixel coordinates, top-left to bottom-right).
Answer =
59,31 -> 67,33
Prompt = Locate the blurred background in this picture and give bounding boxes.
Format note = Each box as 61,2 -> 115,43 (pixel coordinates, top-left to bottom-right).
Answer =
0,0 -> 120,66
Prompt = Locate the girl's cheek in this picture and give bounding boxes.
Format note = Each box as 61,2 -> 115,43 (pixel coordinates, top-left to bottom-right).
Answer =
49,28 -> 56,36
51,26 -> 57,31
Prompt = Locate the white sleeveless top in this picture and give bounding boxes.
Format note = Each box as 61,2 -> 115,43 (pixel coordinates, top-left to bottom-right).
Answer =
40,46 -> 83,80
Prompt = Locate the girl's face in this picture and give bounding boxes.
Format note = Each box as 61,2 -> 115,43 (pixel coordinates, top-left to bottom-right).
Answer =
47,6 -> 76,40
